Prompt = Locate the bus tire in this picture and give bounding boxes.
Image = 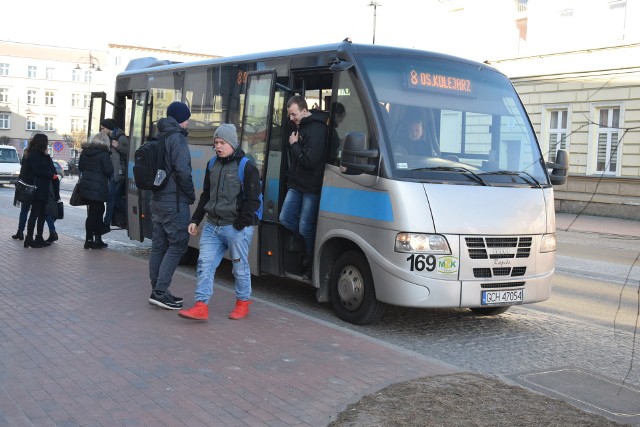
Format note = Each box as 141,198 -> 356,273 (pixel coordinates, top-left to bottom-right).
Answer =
469,306 -> 510,316
329,251 -> 385,325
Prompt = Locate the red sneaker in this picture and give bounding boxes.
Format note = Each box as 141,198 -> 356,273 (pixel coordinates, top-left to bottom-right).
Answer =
229,300 -> 252,319
178,301 -> 208,320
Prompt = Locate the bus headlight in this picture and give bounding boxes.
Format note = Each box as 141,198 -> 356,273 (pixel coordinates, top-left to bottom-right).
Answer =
395,233 -> 451,254
540,233 -> 556,253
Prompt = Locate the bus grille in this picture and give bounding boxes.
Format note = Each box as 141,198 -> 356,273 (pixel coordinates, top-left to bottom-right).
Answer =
465,237 -> 532,260
473,267 -> 527,278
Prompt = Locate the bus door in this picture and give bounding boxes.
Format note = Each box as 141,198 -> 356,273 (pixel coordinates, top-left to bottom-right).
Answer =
126,90 -> 150,242
239,70 -> 285,275
88,92 -> 108,143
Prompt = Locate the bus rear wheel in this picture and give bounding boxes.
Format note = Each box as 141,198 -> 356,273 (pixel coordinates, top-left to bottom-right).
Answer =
469,306 -> 510,316
329,251 -> 384,325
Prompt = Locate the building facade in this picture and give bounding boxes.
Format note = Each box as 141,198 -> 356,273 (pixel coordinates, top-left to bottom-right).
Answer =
0,41 -> 215,162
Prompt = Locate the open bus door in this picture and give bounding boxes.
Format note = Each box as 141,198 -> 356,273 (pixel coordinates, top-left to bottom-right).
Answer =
126,90 -> 150,242
239,70 -> 288,276
87,92 -> 108,142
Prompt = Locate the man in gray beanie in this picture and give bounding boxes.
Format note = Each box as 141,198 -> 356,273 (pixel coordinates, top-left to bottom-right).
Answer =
179,123 -> 262,321
147,101 -> 196,310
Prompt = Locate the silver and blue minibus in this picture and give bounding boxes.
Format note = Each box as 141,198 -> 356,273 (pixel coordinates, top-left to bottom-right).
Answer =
89,40 -> 568,325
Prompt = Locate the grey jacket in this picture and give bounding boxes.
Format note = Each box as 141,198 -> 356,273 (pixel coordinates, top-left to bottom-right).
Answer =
150,117 -> 196,205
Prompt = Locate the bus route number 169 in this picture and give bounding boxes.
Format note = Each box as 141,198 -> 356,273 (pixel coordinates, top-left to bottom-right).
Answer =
407,254 -> 436,272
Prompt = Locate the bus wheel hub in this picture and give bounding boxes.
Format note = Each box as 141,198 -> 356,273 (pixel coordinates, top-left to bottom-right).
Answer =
337,265 -> 364,310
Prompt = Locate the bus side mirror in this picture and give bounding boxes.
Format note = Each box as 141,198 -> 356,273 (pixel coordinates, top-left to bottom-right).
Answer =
547,149 -> 569,186
340,132 -> 379,175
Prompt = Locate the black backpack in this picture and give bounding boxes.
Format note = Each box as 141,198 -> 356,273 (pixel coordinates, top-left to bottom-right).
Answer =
133,133 -> 171,191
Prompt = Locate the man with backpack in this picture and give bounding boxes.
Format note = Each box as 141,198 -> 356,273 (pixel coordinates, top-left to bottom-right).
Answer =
178,123 -> 262,321
148,101 -> 196,310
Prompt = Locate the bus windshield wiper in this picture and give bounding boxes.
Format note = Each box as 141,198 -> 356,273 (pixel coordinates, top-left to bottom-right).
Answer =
478,170 -> 542,188
412,166 -> 490,186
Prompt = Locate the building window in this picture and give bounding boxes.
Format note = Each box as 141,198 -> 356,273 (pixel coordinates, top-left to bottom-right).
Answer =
26,117 -> 37,131
0,112 -> 9,129
0,88 -> 8,103
27,90 -> 37,105
84,70 -> 92,83
545,109 -> 568,163
72,69 -> 82,82
46,67 -> 55,80
71,93 -> 81,107
28,66 -> 37,78
45,91 -> 55,106
0,63 -> 9,76
45,117 -> 54,131
596,107 -> 621,174
71,118 -> 84,132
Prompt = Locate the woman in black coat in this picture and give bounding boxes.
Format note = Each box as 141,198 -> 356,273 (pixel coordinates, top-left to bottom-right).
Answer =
78,133 -> 113,249
21,134 -> 58,248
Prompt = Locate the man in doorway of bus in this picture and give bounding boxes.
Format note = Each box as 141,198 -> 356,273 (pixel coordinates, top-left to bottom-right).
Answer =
100,118 -> 129,234
279,95 -> 328,280
148,101 -> 196,310
178,124 -> 261,321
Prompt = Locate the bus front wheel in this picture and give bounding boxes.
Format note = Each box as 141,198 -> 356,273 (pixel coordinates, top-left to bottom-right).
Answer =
329,251 -> 385,325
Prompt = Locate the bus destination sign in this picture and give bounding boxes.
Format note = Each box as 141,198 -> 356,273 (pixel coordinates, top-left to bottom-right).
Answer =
406,67 -> 473,95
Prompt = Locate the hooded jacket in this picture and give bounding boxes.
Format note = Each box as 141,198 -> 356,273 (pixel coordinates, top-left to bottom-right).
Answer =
109,129 -> 129,182
151,116 -> 196,205
190,149 -> 262,230
287,112 -> 328,194
78,142 -> 113,202
20,150 -> 55,202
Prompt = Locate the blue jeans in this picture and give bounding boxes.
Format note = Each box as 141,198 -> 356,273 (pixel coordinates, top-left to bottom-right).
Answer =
104,178 -> 124,225
279,189 -> 320,257
195,222 -> 254,303
18,201 -> 55,233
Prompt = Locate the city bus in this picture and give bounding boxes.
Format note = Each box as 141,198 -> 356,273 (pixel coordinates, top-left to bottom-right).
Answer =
88,40 -> 568,325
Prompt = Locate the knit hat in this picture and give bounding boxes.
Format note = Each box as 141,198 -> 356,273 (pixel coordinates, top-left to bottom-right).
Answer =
167,101 -> 191,124
214,124 -> 239,149
100,118 -> 117,130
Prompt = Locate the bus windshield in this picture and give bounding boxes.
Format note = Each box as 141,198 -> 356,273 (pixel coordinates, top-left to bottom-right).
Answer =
359,54 -> 548,187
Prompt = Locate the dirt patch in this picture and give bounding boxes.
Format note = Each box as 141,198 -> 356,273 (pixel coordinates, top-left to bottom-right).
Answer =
329,373 -> 628,427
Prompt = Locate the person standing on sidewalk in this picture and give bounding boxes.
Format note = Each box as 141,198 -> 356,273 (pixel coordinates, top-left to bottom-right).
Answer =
148,101 -> 196,310
279,95 -> 327,279
178,124 -> 261,321
100,118 -> 129,233
78,133 -> 113,249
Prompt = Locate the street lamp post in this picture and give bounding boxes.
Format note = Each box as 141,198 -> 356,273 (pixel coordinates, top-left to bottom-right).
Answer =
368,1 -> 381,45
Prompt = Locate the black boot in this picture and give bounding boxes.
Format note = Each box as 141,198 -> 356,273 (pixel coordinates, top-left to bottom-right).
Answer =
94,235 -> 108,249
34,235 -> 51,247
12,230 -> 24,240
24,234 -> 43,248
84,237 -> 94,249
45,231 -> 58,243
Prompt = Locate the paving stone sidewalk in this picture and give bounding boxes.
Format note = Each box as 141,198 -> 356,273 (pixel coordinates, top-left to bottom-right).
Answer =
0,213 -> 457,426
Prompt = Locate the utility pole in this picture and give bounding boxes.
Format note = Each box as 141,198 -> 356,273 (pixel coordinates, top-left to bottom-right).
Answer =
368,1 -> 381,45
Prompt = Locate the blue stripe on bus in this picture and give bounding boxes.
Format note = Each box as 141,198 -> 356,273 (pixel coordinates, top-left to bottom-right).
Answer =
320,187 -> 394,222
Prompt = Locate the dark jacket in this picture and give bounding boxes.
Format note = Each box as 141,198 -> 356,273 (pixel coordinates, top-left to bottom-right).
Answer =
20,150 -> 55,202
288,112 -> 327,194
191,149 -> 261,230
78,142 -> 113,202
151,117 -> 196,205
109,129 -> 129,182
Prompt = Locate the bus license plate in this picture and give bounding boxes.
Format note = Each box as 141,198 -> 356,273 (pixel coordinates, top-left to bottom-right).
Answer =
481,289 -> 523,305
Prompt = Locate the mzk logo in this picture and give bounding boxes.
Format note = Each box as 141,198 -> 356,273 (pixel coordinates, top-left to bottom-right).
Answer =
437,256 -> 459,274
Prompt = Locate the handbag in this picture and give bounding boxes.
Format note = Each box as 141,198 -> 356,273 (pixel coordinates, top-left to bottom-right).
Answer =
56,201 -> 64,219
69,182 -> 87,206
13,179 -> 37,207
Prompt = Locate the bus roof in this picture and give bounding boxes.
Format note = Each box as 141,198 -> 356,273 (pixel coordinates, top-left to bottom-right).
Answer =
118,41 -> 500,77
